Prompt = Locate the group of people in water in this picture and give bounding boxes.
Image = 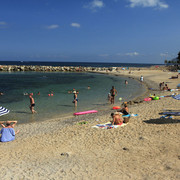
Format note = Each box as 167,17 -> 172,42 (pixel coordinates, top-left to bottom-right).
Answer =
0,84 -> 129,142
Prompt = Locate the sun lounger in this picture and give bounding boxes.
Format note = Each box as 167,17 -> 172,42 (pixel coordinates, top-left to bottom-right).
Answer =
161,112 -> 180,116
160,112 -> 180,118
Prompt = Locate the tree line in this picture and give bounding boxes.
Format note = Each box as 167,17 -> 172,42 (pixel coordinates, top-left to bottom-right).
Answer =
164,51 -> 180,64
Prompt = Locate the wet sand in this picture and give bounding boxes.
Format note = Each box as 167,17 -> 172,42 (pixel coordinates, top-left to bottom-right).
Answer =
0,68 -> 180,180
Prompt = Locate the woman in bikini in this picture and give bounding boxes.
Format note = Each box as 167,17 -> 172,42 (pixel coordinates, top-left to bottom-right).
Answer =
110,86 -> 117,104
111,112 -> 123,125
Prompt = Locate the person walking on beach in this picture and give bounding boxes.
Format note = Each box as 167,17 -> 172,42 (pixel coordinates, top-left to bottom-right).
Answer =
110,86 -> 117,104
0,121 -> 19,142
140,75 -> 143,82
29,93 -> 36,114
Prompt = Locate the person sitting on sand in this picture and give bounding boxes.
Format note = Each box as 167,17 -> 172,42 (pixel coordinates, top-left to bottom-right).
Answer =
111,112 -> 123,125
0,121 -> 19,142
118,103 -> 130,123
118,103 -> 129,115
163,84 -> 169,91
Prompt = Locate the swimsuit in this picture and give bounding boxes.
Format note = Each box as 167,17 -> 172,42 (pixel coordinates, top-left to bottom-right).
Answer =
122,110 -> 129,115
31,104 -> 35,107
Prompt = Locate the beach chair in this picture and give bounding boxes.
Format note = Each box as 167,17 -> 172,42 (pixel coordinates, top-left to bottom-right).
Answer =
160,112 -> 180,119
160,94 -> 180,118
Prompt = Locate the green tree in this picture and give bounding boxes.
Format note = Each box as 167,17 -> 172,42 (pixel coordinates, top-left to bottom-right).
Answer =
164,60 -> 168,64
178,51 -> 180,61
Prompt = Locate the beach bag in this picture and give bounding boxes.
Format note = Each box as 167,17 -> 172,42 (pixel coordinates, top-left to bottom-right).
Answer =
123,117 -> 130,123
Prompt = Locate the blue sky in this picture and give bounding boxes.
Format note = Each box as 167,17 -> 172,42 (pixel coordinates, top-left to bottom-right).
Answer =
0,0 -> 179,64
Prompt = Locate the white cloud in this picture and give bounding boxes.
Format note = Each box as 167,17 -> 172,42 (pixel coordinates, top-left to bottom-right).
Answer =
128,0 -> 169,9
46,24 -> 59,29
99,54 -> 109,57
0,21 -> 8,29
84,0 -> 105,11
160,52 -> 168,57
71,23 -> 81,28
126,52 -> 139,56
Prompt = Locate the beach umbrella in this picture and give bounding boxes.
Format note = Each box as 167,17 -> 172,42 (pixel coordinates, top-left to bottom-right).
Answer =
172,94 -> 180,100
0,106 -> 10,116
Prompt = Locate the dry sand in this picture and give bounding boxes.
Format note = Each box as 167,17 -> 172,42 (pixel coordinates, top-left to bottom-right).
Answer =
0,68 -> 180,180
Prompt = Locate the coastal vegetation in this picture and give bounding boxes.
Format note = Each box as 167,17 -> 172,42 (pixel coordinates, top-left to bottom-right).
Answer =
164,51 -> 180,71
164,51 -> 180,65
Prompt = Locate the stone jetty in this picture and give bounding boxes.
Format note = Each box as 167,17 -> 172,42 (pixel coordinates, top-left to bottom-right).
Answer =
0,65 -> 166,72
0,65 -> 120,72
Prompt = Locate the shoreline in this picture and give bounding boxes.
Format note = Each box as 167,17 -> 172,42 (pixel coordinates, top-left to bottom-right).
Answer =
0,69 -> 147,125
0,67 -> 180,179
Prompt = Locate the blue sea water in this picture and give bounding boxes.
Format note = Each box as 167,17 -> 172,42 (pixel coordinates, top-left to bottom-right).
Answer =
0,61 -> 147,124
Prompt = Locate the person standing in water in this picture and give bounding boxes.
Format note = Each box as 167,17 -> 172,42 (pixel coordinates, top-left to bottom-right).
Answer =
29,93 -> 36,114
110,86 -> 117,104
73,91 -> 79,107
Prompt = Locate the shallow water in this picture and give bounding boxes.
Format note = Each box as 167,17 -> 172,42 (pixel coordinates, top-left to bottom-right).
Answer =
0,71 -> 145,124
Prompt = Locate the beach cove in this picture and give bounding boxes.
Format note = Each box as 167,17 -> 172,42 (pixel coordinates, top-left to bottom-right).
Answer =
0,70 -> 145,124
0,67 -> 180,179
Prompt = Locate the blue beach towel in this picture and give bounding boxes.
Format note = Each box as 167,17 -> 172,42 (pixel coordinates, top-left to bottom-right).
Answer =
122,114 -> 138,118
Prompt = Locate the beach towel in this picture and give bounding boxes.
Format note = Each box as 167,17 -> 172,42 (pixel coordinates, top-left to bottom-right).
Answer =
92,122 -> 127,129
122,114 -> 138,118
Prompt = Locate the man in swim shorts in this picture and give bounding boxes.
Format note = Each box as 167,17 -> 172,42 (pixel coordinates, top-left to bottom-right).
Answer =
73,91 -> 79,107
29,93 -> 36,114
0,121 -> 19,142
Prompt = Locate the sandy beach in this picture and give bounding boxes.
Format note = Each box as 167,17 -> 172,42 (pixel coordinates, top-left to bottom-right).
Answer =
0,68 -> 180,180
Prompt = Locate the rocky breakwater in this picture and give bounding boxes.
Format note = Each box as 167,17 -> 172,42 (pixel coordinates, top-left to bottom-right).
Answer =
0,65 -> 119,73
